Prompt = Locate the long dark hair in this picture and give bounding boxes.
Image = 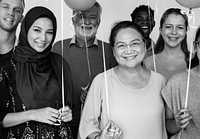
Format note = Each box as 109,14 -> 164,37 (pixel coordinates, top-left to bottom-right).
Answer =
154,8 -> 190,64
189,27 -> 200,68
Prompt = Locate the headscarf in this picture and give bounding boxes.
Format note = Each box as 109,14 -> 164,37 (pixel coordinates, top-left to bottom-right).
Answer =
12,6 -> 72,109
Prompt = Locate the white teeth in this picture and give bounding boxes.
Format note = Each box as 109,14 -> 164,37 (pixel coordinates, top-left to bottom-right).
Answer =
169,37 -> 177,41
5,18 -> 13,22
125,56 -> 136,60
142,26 -> 148,29
37,42 -> 45,47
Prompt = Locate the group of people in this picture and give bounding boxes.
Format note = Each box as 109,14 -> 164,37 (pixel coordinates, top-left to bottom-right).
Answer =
0,0 -> 200,139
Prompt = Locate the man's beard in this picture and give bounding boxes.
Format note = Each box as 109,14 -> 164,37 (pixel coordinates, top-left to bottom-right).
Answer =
75,25 -> 98,39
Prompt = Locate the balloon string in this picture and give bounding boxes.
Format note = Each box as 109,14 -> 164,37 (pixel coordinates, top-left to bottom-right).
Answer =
146,0 -> 157,72
80,13 -> 92,112
81,13 -> 91,89
61,0 -> 65,111
152,41 -> 157,72
184,41 -> 193,108
155,1 -> 159,17
99,22 -> 110,119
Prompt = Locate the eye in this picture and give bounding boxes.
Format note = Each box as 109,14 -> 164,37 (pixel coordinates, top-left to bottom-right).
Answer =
146,17 -> 152,22
47,31 -> 53,35
33,28 -> 41,33
165,25 -> 172,29
15,8 -> 22,14
89,16 -> 97,20
177,26 -> 185,30
115,43 -> 126,49
132,42 -> 140,45
135,18 -> 143,22
2,5 -> 9,9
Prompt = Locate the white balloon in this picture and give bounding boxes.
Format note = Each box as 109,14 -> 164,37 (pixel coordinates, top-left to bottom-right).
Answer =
64,0 -> 96,11
176,0 -> 200,9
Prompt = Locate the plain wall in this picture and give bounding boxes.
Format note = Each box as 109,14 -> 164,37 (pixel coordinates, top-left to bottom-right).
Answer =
17,0 -> 200,50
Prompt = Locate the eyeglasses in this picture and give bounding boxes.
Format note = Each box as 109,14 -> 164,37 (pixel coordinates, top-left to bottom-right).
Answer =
193,41 -> 200,48
114,40 -> 144,50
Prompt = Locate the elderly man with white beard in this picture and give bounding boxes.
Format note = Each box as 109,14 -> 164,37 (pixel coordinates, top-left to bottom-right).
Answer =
52,2 -> 117,139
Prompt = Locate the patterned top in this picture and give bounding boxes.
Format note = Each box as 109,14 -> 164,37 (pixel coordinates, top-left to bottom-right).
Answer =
0,50 -> 73,139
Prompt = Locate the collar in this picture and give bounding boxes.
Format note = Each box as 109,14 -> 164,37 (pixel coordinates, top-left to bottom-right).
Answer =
69,36 -> 99,48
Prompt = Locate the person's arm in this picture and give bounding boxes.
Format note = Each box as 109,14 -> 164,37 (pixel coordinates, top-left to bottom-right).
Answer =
165,105 -> 192,134
3,107 -> 60,128
165,105 -> 181,134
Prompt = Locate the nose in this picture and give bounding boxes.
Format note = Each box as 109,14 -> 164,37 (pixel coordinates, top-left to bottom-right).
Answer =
40,33 -> 46,41
125,45 -> 134,53
171,27 -> 177,35
84,17 -> 90,25
7,8 -> 14,16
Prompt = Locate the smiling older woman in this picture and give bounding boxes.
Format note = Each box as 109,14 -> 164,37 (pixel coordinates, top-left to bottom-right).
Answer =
78,21 -> 167,139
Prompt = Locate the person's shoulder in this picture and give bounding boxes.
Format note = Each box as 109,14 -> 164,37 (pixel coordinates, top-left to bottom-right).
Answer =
93,68 -> 113,81
52,38 -> 71,49
50,52 -> 70,68
167,71 -> 187,86
151,70 -> 166,83
51,52 -> 62,59
97,39 -> 112,47
143,55 -> 154,69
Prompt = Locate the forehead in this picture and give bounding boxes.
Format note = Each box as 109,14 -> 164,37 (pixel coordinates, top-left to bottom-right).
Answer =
135,10 -> 151,17
164,14 -> 185,25
31,17 -> 53,29
81,6 -> 99,15
0,0 -> 24,9
115,28 -> 143,42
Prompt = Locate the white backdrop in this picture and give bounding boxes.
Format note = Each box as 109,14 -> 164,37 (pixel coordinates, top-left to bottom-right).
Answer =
17,0 -> 200,49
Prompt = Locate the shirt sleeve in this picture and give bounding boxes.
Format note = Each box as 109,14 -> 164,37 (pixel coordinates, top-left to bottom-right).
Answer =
79,74 -> 103,139
161,74 -> 183,117
0,72 -> 10,126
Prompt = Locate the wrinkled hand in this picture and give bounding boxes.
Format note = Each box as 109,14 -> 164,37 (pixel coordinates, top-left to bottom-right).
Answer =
80,87 -> 88,104
175,108 -> 192,129
59,106 -> 72,123
99,120 -> 122,139
32,107 -> 60,125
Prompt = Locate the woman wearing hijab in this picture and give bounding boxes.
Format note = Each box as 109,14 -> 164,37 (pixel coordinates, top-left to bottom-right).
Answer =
0,6 -> 73,139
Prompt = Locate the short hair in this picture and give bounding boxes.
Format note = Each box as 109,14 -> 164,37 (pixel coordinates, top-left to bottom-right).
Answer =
109,21 -> 145,47
189,26 -> 200,68
130,5 -> 154,21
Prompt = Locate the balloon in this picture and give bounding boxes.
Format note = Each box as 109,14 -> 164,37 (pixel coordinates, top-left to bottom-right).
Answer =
64,0 -> 96,11
176,0 -> 200,9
